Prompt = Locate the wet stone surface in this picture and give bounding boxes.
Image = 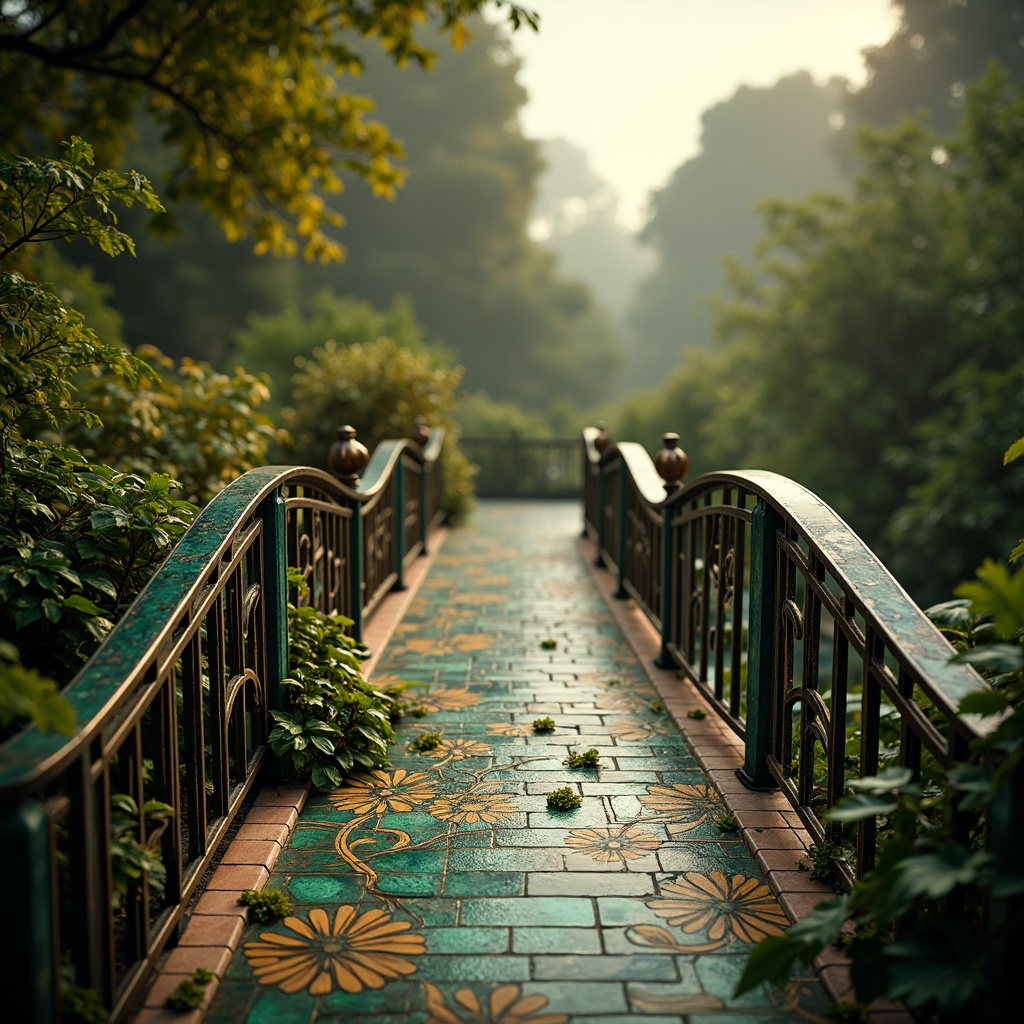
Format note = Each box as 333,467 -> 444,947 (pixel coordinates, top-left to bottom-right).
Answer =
204,501 -> 823,1023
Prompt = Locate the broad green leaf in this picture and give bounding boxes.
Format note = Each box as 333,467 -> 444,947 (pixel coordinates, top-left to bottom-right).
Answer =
825,793 -> 898,823
847,766 -> 915,791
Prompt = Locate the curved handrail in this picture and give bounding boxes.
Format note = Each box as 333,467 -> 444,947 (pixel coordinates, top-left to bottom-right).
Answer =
0,434 -> 445,1022
673,469 -> 988,732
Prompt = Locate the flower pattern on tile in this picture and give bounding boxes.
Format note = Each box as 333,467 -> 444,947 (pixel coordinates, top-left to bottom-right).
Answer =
564,824 -> 662,863
405,634 -> 495,654
604,715 -> 673,742
419,687 -> 481,712
244,905 -> 424,995
638,783 -> 724,830
423,983 -> 567,1024
646,871 -> 789,944
426,737 -> 492,760
428,789 -> 518,825
486,722 -> 532,736
329,769 -> 436,815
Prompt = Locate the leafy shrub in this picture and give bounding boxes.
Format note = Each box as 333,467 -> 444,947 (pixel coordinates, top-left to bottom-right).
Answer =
269,574 -> 396,791
239,888 -> 292,922
277,305 -> 475,521
546,787 -> 582,811
563,749 -> 601,769
0,141 -> 198,696
408,732 -> 443,754
109,794 -> 173,910
66,345 -> 285,506
532,717 -> 555,734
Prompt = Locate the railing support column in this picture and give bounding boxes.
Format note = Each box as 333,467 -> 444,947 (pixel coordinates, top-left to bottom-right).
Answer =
737,499 -> 780,791
420,466 -> 429,555
350,503 -> 364,643
258,491 -> 289,713
614,463 -> 628,599
0,799 -> 56,1024
655,502 -> 674,668
594,470 -> 606,568
394,466 -> 406,591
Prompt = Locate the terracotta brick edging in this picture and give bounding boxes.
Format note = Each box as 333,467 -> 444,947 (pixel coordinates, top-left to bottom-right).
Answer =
578,536 -> 915,1024
130,528 -> 449,1023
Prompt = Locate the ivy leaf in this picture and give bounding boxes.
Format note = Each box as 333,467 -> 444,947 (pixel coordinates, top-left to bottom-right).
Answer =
847,766 -> 915,791
957,686 -> 1011,716
826,793 -> 898,823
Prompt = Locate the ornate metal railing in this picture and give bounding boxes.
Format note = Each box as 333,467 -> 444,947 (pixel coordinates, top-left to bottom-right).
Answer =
0,428 -> 444,1023
583,426 -> 994,887
461,434 -> 581,498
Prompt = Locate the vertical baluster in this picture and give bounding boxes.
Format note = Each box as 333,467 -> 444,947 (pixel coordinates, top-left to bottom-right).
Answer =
0,797 -> 57,1023
259,490 -> 288,713
207,592 -> 229,820
825,595 -> 852,847
730,492 -> 748,721
798,557 -> 823,808
858,628 -> 883,877
738,499 -> 781,791
181,633 -> 206,860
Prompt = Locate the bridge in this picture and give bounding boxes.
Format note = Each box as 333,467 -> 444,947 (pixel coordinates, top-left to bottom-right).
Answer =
0,429 -> 1008,1023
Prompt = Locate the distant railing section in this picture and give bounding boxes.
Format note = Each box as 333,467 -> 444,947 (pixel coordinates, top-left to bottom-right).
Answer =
582,426 -> 992,887
0,427 -> 444,1024
462,434 -> 582,498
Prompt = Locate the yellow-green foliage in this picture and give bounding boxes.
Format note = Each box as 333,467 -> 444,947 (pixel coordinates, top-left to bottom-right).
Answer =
285,334 -> 475,521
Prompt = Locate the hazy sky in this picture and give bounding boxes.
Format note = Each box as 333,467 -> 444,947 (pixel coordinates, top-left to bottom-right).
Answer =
494,0 -> 901,229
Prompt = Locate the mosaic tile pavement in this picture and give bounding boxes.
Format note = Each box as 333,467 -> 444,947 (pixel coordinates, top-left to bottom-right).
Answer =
205,501 -> 826,1023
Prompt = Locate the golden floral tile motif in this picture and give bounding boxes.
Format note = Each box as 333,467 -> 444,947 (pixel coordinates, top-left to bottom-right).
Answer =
563,824 -> 662,863
486,722 -> 532,736
428,789 -> 519,825
329,769 -> 437,815
424,983 -> 567,1024
405,634 -> 495,655
638,783 -> 724,831
420,687 -> 481,712
244,905 -> 424,995
426,738 -> 492,760
646,871 -> 789,944
604,715 -> 674,742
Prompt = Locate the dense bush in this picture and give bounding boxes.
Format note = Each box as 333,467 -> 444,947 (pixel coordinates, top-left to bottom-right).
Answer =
282,322 -> 475,521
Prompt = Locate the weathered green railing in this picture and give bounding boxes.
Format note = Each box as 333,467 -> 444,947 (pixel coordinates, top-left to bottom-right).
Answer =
462,434 -> 581,498
583,426 -> 993,886
0,427 -> 443,1023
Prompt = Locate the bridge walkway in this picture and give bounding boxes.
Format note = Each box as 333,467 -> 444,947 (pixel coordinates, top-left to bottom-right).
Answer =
191,501 -> 830,1023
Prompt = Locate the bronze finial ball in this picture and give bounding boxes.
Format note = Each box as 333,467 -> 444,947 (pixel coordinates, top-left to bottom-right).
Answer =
594,421 -> 611,455
411,416 -> 430,447
654,432 -> 690,491
328,425 -> 369,485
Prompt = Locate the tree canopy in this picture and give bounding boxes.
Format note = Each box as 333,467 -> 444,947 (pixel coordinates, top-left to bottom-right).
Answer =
849,0 -> 1024,132
0,0 -> 538,261
624,72 -> 849,391
610,64 -> 1024,604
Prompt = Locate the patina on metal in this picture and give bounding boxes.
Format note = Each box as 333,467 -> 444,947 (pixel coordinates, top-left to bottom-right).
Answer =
0,432 -> 445,1024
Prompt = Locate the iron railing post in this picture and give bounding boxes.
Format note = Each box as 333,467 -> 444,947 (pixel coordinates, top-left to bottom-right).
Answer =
615,458 -> 628,599
594,468 -> 606,568
350,501 -> 364,643
0,800 -> 55,1023
258,490 -> 289,712
421,464 -> 429,555
655,502 -> 674,668
737,498 -> 780,790
394,465 -> 406,591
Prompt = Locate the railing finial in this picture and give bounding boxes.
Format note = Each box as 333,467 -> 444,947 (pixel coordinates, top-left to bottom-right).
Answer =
328,425 -> 370,486
654,432 -> 689,492
594,421 -> 611,456
411,416 -> 430,447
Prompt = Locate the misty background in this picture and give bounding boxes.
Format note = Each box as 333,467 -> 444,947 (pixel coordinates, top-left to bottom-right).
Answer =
67,0 -> 1024,603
